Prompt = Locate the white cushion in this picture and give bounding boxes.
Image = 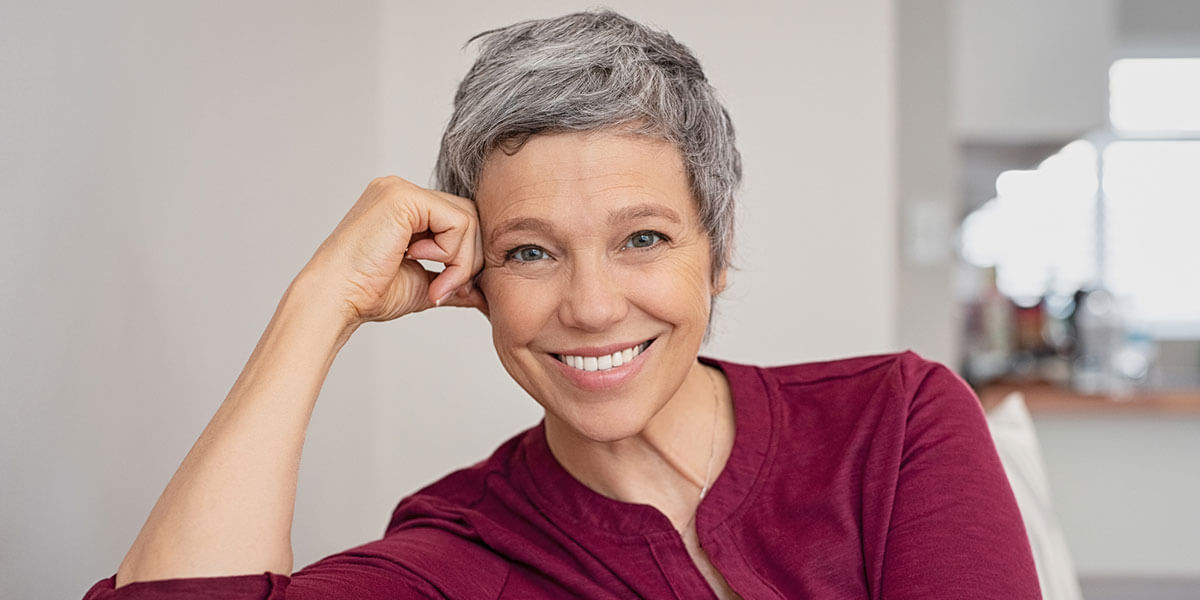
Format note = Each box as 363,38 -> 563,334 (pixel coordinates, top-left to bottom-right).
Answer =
986,392 -> 1083,600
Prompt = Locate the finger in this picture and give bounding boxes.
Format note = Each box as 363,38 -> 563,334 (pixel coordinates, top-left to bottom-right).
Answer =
429,262 -> 474,305
422,200 -> 472,261
428,210 -> 482,303
405,238 -> 450,262
377,258 -> 440,318
429,189 -> 476,211
437,283 -> 490,317
427,190 -> 483,276
469,209 -> 484,276
456,206 -> 484,289
385,190 -> 468,265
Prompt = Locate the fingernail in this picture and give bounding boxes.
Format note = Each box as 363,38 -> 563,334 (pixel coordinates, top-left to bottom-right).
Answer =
434,291 -> 452,307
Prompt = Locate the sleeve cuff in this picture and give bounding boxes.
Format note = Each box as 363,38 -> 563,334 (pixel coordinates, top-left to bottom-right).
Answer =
83,572 -> 290,600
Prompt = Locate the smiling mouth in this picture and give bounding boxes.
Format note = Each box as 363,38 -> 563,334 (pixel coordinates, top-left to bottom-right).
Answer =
554,339 -> 655,372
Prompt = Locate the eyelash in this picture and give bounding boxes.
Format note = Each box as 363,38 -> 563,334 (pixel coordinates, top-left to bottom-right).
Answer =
623,230 -> 670,250
503,230 -> 670,263
505,245 -> 549,263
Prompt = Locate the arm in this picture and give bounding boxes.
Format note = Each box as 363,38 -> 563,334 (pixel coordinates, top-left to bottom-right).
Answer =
92,177 -> 485,597
879,356 -> 1042,599
114,276 -> 355,585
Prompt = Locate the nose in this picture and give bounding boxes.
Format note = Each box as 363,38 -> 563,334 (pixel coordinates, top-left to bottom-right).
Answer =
557,256 -> 628,332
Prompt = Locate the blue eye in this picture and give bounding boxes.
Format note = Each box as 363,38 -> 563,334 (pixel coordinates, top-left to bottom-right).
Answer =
508,246 -> 548,262
625,231 -> 666,249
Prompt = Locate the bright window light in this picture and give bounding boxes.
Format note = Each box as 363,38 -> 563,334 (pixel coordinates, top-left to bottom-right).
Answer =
959,141 -> 1098,301
1103,141 -> 1200,328
1110,58 -> 1200,133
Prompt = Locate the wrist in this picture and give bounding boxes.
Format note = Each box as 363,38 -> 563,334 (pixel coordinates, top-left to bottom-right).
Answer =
281,271 -> 361,350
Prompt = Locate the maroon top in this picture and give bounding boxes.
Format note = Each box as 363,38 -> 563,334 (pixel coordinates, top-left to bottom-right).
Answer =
84,351 -> 1041,599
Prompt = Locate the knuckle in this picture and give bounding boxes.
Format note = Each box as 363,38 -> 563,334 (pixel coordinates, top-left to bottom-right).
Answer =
370,175 -> 410,190
456,203 -> 479,226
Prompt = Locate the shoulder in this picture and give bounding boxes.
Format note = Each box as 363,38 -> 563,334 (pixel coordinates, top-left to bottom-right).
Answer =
385,426 -> 533,534
745,350 -> 991,466
753,349 -> 950,389
716,350 -> 963,401
716,350 -> 978,431
339,428 -> 539,598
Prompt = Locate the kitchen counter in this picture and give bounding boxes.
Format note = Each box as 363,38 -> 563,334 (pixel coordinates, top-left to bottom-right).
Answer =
977,380 -> 1200,415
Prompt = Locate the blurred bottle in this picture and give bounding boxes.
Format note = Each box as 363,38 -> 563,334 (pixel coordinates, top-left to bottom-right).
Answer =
1072,286 -> 1128,396
1039,288 -> 1077,385
964,266 -> 1015,384
1011,296 -> 1046,378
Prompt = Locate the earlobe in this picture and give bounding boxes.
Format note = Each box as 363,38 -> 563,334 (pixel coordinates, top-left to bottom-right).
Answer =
475,288 -> 491,319
713,269 -> 729,295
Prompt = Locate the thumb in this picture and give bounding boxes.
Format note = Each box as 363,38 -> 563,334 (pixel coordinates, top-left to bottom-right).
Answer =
436,284 -> 490,318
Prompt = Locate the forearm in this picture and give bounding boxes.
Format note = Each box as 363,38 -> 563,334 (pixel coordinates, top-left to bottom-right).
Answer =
115,276 -> 358,588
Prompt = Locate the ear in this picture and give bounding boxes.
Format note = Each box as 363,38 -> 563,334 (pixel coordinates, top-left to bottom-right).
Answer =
712,268 -> 729,296
473,271 -> 491,320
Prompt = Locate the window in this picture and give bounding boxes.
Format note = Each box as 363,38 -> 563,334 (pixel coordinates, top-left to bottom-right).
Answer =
960,58 -> 1200,338
1103,140 -> 1200,330
1109,58 -> 1200,134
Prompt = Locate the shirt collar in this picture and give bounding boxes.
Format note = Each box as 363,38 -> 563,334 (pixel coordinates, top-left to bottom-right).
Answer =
514,356 -> 775,538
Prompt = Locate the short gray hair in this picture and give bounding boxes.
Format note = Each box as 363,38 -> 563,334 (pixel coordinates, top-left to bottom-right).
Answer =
434,10 -> 742,280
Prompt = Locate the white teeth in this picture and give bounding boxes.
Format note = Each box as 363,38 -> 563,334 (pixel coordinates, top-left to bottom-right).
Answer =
558,341 -> 649,372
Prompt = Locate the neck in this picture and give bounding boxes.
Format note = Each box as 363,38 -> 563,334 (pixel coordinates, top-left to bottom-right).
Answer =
544,360 -> 734,529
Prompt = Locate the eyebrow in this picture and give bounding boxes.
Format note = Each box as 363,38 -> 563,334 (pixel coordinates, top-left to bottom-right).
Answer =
607,203 -> 682,226
488,217 -> 554,245
488,203 -> 683,246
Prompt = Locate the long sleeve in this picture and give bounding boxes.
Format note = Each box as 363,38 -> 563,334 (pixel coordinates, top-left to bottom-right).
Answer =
83,573 -> 292,600
879,358 -> 1042,599
80,536 -> 453,600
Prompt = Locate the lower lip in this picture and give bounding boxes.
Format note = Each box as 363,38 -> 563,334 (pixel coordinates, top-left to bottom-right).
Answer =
550,341 -> 654,393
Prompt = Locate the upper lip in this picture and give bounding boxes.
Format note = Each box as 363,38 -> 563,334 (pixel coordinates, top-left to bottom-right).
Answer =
553,338 -> 654,357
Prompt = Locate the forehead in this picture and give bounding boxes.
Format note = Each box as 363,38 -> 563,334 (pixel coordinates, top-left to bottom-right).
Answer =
474,131 -> 695,228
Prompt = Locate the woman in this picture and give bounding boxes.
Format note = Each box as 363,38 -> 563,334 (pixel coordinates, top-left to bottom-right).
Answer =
85,11 -> 1039,600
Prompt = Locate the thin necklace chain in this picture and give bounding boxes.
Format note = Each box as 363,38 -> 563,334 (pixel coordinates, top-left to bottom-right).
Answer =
699,367 -> 720,500
682,367 -> 721,534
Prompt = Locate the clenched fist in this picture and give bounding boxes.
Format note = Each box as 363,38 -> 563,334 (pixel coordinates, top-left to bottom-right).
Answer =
298,176 -> 488,330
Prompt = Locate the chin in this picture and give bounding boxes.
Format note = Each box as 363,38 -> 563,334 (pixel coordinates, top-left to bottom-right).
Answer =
555,399 -> 656,444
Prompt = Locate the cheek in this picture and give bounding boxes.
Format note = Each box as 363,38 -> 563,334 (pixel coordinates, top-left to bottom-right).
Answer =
633,254 -> 713,324
481,272 -> 556,347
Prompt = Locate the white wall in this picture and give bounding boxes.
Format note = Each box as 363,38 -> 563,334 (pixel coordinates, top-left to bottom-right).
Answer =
897,0 -> 960,367
954,0 -> 1116,142
1,2 -> 901,598
1037,414 -> 1200,575
0,2 -> 385,598
1118,0 -> 1200,55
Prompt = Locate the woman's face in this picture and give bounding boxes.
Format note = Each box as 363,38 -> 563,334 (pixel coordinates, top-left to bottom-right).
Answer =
475,130 -> 723,443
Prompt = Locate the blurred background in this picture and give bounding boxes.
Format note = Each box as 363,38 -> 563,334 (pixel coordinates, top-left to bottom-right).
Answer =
2,1 -> 1197,598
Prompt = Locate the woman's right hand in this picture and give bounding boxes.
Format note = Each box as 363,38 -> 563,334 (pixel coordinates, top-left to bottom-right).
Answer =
110,176 -> 486,589
298,176 -> 488,330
